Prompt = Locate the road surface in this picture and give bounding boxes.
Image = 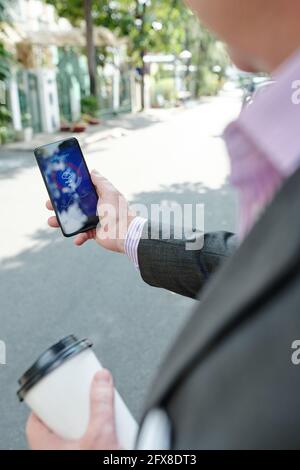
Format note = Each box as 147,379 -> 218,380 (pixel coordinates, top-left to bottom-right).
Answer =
0,96 -> 240,449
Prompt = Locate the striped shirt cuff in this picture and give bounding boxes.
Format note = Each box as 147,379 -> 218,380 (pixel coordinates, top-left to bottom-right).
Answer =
124,217 -> 148,269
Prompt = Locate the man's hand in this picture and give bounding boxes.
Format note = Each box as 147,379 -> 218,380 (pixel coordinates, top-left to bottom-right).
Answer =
47,170 -> 136,253
26,369 -> 121,450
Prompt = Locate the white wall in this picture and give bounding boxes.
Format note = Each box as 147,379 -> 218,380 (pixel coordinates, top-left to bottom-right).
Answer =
36,69 -> 60,132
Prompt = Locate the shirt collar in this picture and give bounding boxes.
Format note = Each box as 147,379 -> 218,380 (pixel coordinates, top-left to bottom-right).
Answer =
225,49 -> 300,178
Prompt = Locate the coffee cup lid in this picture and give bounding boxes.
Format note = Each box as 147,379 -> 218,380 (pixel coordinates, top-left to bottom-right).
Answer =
17,335 -> 92,401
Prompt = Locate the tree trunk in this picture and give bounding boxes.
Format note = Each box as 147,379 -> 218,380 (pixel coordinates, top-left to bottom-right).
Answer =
184,25 -> 191,93
84,0 -> 97,96
140,50 -> 146,110
139,1 -> 147,110
195,40 -> 205,98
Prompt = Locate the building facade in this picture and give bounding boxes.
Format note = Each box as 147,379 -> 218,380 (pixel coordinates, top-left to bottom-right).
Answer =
1,0 -> 132,141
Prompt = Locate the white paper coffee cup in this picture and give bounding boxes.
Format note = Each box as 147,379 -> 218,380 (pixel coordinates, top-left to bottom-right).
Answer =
17,335 -> 138,449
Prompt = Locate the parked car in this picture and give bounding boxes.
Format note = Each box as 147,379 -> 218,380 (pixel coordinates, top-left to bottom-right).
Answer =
242,77 -> 274,108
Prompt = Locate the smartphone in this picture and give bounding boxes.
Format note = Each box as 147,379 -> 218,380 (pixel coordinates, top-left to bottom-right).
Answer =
34,137 -> 99,237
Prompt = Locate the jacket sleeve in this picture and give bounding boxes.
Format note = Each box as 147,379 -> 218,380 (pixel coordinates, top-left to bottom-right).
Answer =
137,221 -> 238,299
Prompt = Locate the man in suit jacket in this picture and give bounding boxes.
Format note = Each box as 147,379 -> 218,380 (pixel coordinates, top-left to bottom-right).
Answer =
27,0 -> 300,450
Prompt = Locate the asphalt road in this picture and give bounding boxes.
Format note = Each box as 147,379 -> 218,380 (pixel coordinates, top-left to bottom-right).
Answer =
0,96 -> 240,449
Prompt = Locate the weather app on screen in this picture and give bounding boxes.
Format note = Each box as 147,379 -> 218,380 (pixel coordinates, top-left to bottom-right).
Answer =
35,139 -> 98,236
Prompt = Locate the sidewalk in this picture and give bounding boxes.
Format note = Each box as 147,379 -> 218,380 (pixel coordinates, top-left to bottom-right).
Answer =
1,106 -> 187,152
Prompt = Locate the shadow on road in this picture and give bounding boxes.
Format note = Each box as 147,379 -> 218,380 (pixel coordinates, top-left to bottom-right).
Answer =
0,151 -> 35,180
103,112 -> 166,131
131,180 -> 238,233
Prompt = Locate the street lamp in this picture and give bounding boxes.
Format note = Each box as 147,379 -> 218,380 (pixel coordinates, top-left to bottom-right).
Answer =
179,50 -> 192,96
179,50 -> 192,61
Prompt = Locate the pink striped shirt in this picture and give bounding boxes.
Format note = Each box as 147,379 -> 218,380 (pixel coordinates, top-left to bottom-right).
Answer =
225,49 -> 300,239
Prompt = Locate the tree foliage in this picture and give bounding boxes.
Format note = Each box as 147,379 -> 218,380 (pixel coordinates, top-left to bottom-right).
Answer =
0,0 -> 10,82
46,0 -> 228,98
46,0 -> 83,26
94,1 -> 191,61
0,0 -> 12,132
47,1 -> 195,63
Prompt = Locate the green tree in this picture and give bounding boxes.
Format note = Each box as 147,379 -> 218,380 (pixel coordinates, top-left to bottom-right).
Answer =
46,0 -> 227,106
93,0 -> 191,108
47,0 -> 98,96
84,0 -> 97,96
185,19 -> 228,97
47,0 -> 192,108
0,0 -> 12,141
0,0 -> 10,81
91,0 -> 227,104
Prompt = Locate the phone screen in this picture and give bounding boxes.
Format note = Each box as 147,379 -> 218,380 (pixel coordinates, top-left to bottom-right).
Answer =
34,138 -> 99,236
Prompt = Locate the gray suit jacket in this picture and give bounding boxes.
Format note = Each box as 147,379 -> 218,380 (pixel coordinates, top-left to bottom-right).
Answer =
138,225 -> 237,299
137,168 -> 300,449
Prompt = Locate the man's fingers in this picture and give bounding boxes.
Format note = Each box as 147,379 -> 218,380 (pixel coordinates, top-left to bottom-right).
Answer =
46,200 -> 54,211
26,413 -> 50,440
87,370 -> 116,441
48,216 -> 59,228
74,232 -> 89,246
26,413 -> 63,450
89,228 -> 97,240
74,229 -> 96,246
